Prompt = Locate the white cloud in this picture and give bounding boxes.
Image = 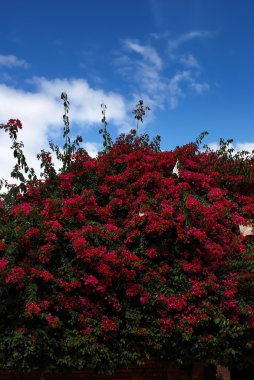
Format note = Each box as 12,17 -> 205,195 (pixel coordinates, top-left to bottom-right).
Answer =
83,142 -> 101,158
0,54 -> 29,68
207,142 -> 220,151
124,40 -> 163,70
0,78 -> 128,184
234,142 -> 254,152
32,77 -> 126,124
207,142 -> 254,154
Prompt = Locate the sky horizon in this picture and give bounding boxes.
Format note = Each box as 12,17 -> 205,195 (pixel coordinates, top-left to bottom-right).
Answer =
0,0 -> 253,183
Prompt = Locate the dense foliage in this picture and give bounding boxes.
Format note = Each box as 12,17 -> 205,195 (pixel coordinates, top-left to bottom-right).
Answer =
1,116 -> 254,375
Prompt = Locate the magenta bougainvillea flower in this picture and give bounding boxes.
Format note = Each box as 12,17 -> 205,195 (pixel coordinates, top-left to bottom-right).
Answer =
1,122 -> 254,374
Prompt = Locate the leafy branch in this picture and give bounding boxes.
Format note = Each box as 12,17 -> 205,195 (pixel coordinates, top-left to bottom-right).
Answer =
0,119 -> 36,197
132,100 -> 150,134
99,102 -> 113,152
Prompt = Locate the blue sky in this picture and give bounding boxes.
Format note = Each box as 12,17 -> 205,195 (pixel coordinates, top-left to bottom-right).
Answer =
0,0 -> 253,181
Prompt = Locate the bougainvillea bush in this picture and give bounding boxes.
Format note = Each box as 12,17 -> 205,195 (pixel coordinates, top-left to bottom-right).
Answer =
1,115 -> 254,375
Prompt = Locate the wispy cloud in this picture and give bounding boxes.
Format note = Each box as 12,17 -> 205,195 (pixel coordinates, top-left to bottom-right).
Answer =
115,35 -> 210,111
133,62 -> 166,96
148,0 -> 164,29
189,79 -> 209,94
167,71 -> 208,108
179,53 -> 201,69
0,54 -> 29,68
167,31 -> 213,51
168,71 -> 188,109
124,40 -> 163,69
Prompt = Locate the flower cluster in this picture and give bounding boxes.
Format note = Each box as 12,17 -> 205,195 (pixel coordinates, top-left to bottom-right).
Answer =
1,127 -> 254,373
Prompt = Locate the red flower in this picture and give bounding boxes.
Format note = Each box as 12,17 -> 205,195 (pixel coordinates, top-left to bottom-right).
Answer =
140,291 -> 151,305
0,241 -> 6,252
5,267 -> 25,284
3,119 -> 22,130
101,316 -> 117,332
0,257 -> 9,271
84,275 -> 99,287
12,202 -> 31,217
126,284 -> 142,298
45,313 -> 59,327
26,302 -> 41,316
72,237 -> 87,251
